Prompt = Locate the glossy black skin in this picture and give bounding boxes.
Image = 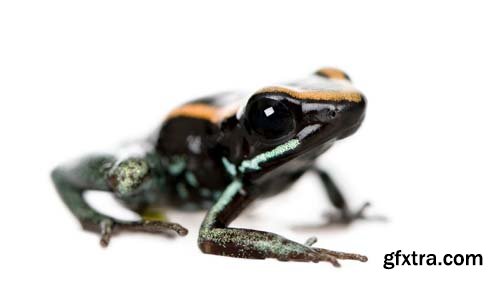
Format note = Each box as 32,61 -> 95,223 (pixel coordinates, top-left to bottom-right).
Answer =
51,69 -> 369,266
153,92 -> 364,207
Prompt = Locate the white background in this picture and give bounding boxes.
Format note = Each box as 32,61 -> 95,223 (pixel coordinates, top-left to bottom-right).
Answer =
1,1 -> 499,281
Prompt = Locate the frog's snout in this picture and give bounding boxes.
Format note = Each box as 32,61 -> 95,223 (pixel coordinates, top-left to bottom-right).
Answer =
343,93 -> 366,122
330,94 -> 367,139
320,94 -> 366,139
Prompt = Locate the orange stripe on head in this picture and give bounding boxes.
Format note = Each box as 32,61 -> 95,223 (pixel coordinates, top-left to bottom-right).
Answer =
167,103 -> 239,123
256,86 -> 363,103
315,67 -> 350,80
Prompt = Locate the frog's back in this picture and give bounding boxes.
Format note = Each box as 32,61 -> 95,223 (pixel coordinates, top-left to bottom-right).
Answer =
153,91 -> 245,209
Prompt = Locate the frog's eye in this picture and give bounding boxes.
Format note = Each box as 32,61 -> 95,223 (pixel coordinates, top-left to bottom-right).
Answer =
247,98 -> 295,140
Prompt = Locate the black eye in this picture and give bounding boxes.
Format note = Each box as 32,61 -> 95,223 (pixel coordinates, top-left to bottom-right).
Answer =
247,98 -> 295,140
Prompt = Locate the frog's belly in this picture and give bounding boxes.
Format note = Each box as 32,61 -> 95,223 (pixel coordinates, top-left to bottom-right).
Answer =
161,163 -> 232,211
117,160 -> 230,212
166,178 -> 229,211
248,157 -> 313,199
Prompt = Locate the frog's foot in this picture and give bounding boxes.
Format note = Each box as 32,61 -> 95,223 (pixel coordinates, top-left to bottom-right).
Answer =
99,219 -> 188,247
324,202 -> 387,225
303,236 -> 367,267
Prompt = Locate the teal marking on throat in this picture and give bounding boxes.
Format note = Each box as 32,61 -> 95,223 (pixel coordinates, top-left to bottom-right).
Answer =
185,171 -> 199,187
167,155 -> 186,175
200,188 -> 211,198
212,191 -> 222,200
239,138 -> 300,172
176,183 -> 189,199
222,157 -> 237,176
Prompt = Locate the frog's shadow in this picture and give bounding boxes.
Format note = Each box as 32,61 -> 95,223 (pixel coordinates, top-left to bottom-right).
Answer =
239,210 -> 389,234
167,205 -> 388,237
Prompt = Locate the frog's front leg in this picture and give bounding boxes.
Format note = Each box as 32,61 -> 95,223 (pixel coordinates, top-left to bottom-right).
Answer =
51,155 -> 187,247
312,166 -> 385,224
197,180 -> 367,266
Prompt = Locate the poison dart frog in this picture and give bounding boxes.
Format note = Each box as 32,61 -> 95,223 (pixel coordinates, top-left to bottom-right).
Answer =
52,68 -> 372,267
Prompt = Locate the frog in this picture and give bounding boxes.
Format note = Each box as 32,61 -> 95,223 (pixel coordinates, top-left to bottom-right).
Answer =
51,67 -> 372,267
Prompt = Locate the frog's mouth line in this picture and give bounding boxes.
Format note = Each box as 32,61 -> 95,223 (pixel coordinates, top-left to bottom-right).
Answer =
303,115 -> 365,144
338,119 -> 364,140
239,118 -> 363,178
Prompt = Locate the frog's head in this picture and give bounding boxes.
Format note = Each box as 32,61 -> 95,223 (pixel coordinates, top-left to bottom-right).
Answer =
236,68 -> 366,177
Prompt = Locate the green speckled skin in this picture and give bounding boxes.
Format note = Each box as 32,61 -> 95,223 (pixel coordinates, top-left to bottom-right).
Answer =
52,68 -> 371,266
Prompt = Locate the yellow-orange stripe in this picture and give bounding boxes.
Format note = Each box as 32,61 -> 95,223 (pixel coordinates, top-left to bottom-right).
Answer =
167,103 -> 239,123
256,86 -> 362,103
316,67 -> 349,80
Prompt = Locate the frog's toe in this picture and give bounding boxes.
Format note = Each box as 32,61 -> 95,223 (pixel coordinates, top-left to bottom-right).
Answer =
302,237 -> 367,267
97,219 -> 189,247
98,218 -> 115,247
304,236 -> 318,247
324,202 -> 387,225
117,220 -> 189,236
312,247 -> 368,266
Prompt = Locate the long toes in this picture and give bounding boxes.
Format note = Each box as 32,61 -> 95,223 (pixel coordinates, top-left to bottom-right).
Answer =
314,247 -> 368,262
163,222 -> 188,236
304,236 -> 318,247
324,255 -> 341,267
140,221 -> 189,236
312,249 -> 341,267
100,234 -> 111,247
329,251 -> 368,262
323,201 -> 387,224
362,214 -> 389,222
354,202 -> 371,218
329,258 -> 341,267
99,219 -> 114,247
355,204 -> 389,222
322,212 -> 352,224
354,202 -> 388,222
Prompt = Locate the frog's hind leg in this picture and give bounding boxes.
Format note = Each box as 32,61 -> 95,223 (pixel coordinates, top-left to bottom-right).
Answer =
51,157 -> 188,247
